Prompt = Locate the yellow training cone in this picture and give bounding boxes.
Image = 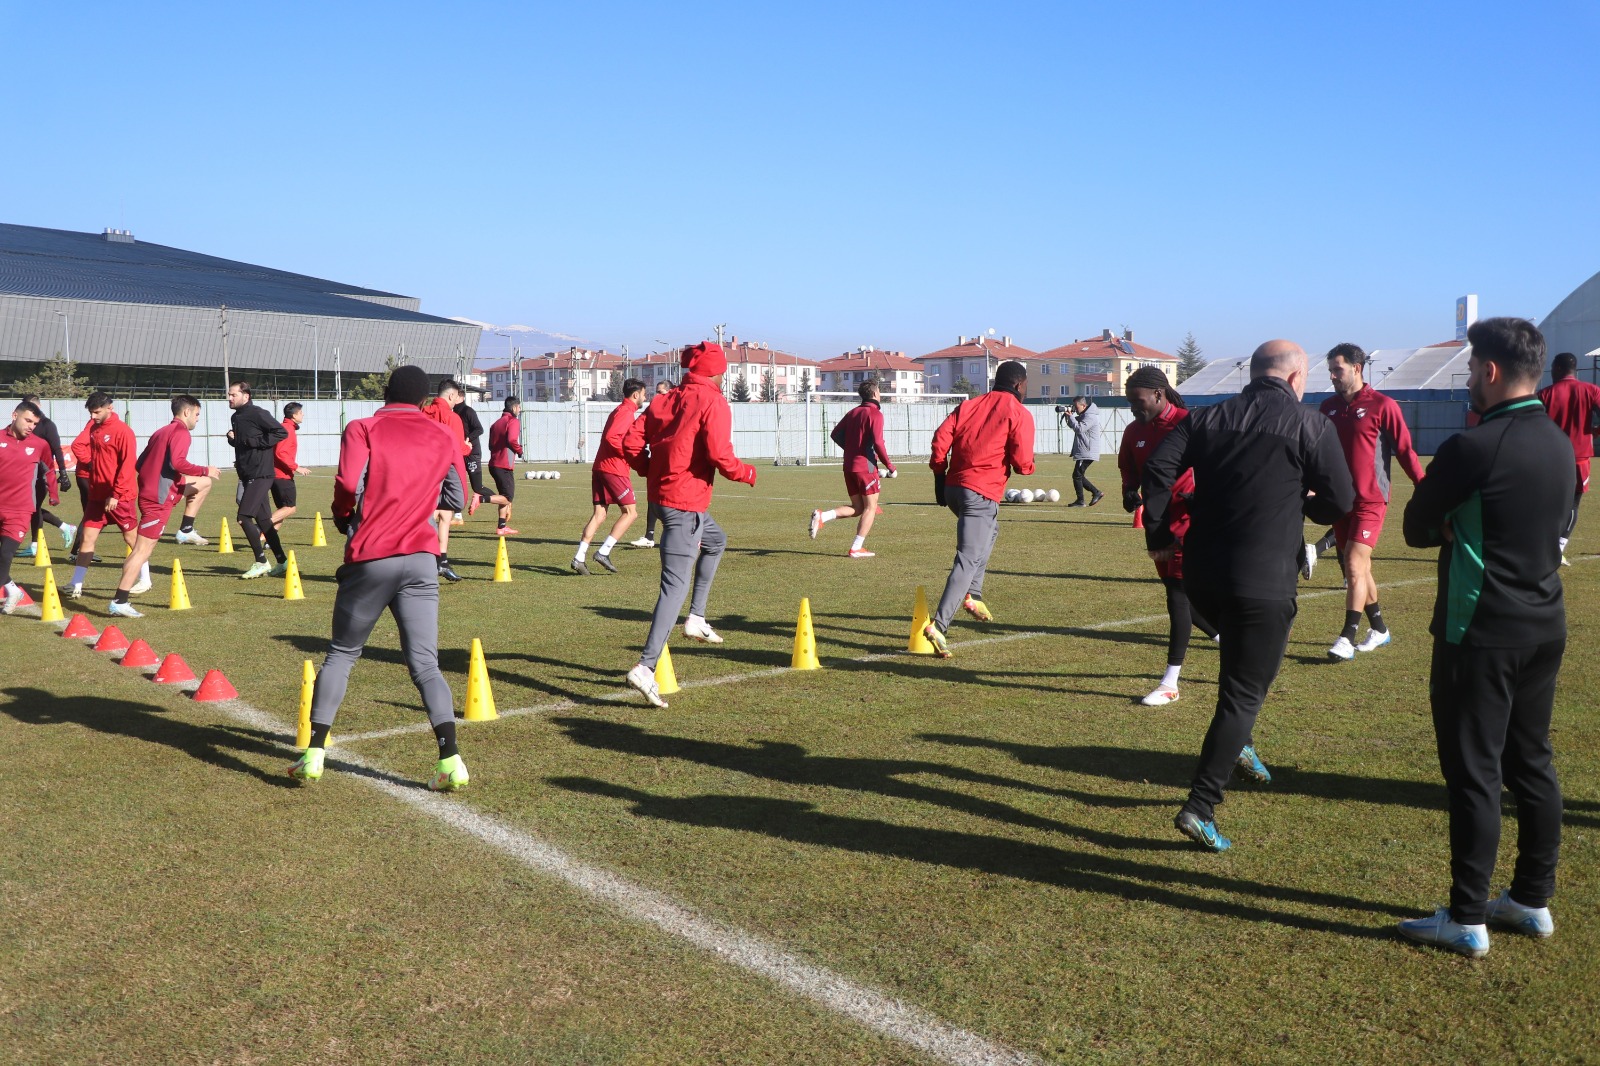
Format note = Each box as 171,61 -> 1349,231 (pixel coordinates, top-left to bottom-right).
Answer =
907,585 -> 935,654
493,536 -> 512,582
464,637 -> 498,721
169,557 -> 192,611
311,512 -> 327,547
283,550 -> 305,601
295,660 -> 315,748
34,528 -> 51,567
39,567 -> 64,623
791,596 -> 820,670
654,644 -> 680,695
218,520 -> 234,553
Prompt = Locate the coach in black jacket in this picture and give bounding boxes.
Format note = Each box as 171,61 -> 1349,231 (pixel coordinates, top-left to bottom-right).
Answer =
1143,340 -> 1354,851
227,380 -> 289,575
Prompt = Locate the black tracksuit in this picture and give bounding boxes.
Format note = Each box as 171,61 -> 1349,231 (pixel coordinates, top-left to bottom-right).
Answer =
1403,395 -> 1570,924
1143,375 -> 1355,822
231,402 -> 289,563
455,401 -> 486,498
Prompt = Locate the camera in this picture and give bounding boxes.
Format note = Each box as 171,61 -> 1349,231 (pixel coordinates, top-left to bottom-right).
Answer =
1054,405 -> 1067,414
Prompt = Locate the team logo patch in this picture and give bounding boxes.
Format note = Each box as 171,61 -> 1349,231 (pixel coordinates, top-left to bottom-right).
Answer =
1362,530 -> 1372,539
1355,408 -> 1367,419
24,446 -> 34,455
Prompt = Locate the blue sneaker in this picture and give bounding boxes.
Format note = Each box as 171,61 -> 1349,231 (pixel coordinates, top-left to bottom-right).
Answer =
1175,810 -> 1231,852
1485,890 -> 1554,939
1398,907 -> 1489,958
16,542 -> 36,558
1235,744 -> 1271,783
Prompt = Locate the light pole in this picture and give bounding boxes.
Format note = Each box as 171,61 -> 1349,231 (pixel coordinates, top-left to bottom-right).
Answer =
303,321 -> 321,399
655,339 -> 674,388
494,331 -> 512,401
54,311 -> 70,363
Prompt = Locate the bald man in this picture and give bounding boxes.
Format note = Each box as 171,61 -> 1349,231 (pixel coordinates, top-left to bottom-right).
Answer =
1142,340 -> 1354,851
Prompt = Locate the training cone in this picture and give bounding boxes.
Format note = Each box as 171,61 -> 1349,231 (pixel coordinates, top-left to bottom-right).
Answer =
34,528 -> 51,567
152,653 -> 196,684
493,536 -> 512,582
62,613 -> 98,639
14,585 -> 35,607
907,585 -> 935,654
654,644 -> 680,695
193,669 -> 238,702
295,659 -> 315,747
311,512 -> 327,548
464,637 -> 498,721
94,625 -> 130,652
283,550 -> 305,601
217,519 -> 234,553
169,557 -> 192,611
120,639 -> 158,669
791,596 -> 820,670
39,568 -> 64,623
1133,505 -> 1144,529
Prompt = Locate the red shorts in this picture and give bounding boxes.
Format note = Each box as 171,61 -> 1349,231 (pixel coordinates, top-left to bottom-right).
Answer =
1334,501 -> 1387,551
136,485 -> 184,540
844,460 -> 881,498
1578,458 -> 1590,496
591,469 -> 636,507
83,495 -> 138,533
1,512 -> 31,543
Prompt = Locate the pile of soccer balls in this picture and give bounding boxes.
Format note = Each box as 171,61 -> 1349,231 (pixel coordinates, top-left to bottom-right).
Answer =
524,470 -> 564,480
1004,488 -> 1061,504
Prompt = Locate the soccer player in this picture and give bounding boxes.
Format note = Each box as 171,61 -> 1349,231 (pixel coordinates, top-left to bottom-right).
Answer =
1397,317 -> 1570,958
269,401 -> 310,531
630,380 -> 674,548
574,377 -> 646,574
809,379 -> 897,558
20,394 -> 73,555
421,380 -> 470,582
1117,367 -> 1217,706
620,343 -> 757,707
1319,343 -> 1425,661
227,381 -> 289,580
1536,351 -> 1600,565
1062,396 -> 1105,507
287,365 -> 477,790
485,397 -> 523,535
454,391 -> 486,528
1142,340 -> 1353,852
922,360 -> 1035,658
69,392 -> 143,599
107,395 -> 219,618
1,401 -> 52,615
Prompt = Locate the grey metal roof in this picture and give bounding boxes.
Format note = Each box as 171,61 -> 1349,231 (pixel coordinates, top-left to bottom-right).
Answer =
0,223 -> 459,326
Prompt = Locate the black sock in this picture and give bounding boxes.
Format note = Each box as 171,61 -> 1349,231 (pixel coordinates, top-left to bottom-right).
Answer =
180,515 -> 195,533
497,516 -> 507,529
263,525 -> 287,564
41,510 -> 62,529
309,723 -> 330,749
1341,610 -> 1361,642
438,554 -> 450,568
1316,531 -> 1338,555
113,588 -> 130,604
1365,603 -> 1386,634
434,721 -> 459,760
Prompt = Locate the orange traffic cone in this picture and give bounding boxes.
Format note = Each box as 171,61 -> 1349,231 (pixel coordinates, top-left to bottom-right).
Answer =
193,669 -> 239,702
1133,505 -> 1144,529
153,654 -> 196,684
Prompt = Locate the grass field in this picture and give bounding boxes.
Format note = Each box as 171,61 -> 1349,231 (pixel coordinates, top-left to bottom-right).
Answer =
4,457 -> 1597,1064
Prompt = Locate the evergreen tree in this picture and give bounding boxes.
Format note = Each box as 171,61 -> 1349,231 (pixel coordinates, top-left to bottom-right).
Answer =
1176,332 -> 1206,383
951,375 -> 979,398
14,356 -> 89,398
348,355 -> 398,400
800,369 -> 813,398
605,374 -> 623,402
759,368 -> 777,402
731,374 -> 752,402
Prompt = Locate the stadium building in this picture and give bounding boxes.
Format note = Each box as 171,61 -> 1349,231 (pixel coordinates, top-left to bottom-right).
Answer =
0,222 -> 478,397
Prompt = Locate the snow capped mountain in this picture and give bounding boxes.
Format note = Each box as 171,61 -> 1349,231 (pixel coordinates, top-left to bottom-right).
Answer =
454,319 -> 603,366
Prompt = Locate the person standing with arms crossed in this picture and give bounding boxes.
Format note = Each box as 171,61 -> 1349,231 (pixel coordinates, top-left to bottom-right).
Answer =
809,379 -> 897,558
922,360 -> 1034,658
228,381 -> 289,580
1537,351 -> 1600,565
1142,340 -> 1353,851
620,343 -> 757,707
288,365 -> 477,790
574,377 -> 646,574
1396,318 -> 1572,958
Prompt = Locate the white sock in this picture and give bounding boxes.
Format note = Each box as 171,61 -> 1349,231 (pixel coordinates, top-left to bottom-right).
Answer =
1559,536 -> 1569,551
575,540 -> 590,562
819,509 -> 837,523
72,565 -> 88,586
851,535 -> 866,551
688,613 -> 706,628
1160,664 -> 1182,689
140,563 -> 150,584
599,536 -> 617,556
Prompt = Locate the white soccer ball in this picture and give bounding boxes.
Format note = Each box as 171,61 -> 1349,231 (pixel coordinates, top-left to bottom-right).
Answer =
1004,488 -> 1020,503
553,471 -> 561,480
1046,489 -> 1061,503
525,471 -> 537,480
1019,489 -> 1035,503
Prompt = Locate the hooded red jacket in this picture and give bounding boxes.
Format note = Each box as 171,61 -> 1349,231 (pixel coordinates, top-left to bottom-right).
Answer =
594,399 -> 640,478
421,397 -> 469,456
929,390 -> 1035,502
333,404 -> 473,565
622,373 -> 755,511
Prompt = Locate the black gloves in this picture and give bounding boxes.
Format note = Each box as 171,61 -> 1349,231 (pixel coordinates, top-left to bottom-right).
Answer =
57,470 -> 72,491
1122,487 -> 1141,513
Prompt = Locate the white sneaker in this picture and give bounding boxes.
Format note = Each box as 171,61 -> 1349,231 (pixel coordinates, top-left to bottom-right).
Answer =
69,584 -> 83,600
626,663 -> 668,708
107,600 -> 144,619
1300,542 -> 1316,580
1140,686 -> 1180,707
630,537 -> 655,548
174,528 -> 208,546
1485,890 -> 1555,938
1397,907 -> 1489,958
1328,636 -> 1355,662
809,510 -> 822,539
1560,554 -> 1571,567
683,615 -> 724,644
129,577 -> 153,596
1,583 -> 22,615
1356,628 -> 1392,653
61,523 -> 78,551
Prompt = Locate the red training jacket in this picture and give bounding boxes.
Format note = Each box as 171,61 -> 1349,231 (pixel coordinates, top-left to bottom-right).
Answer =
929,390 -> 1035,502
594,399 -> 639,478
70,419 -> 91,471
621,373 -> 756,512
1118,403 -> 1195,547
84,412 -> 138,503
830,400 -> 896,474
1538,376 -> 1600,461
1318,385 -> 1424,505
421,397 -> 470,456
137,420 -> 208,502
0,428 -> 53,514
332,404 -> 472,565
488,413 -> 522,470
274,418 -> 299,477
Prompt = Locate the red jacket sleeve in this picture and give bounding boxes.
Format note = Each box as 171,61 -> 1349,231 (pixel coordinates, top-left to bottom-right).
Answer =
930,410 -> 957,472
1117,425 -> 1137,491
1386,401 -> 1426,485
603,405 -> 632,454
332,420 -> 370,525
169,427 -> 209,478
1005,408 -> 1036,477
71,421 -> 92,468
274,423 -> 297,474
622,411 -> 650,477
871,408 -> 894,473
702,400 -> 755,485
510,418 -> 523,457
112,426 -> 138,502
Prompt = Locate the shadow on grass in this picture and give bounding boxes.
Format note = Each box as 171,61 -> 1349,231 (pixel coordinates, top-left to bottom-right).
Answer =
989,570 -> 1158,585
270,634 -> 596,704
1,686 -> 297,788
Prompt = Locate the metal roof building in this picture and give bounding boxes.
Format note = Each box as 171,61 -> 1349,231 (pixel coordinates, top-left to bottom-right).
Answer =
0,223 -> 477,396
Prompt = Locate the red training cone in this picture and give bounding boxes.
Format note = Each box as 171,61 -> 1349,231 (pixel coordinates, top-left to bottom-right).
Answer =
94,625 -> 131,652
120,639 -> 158,669
62,613 -> 99,639
14,586 -> 35,607
152,653 -> 196,684
193,669 -> 239,702
1133,505 -> 1144,529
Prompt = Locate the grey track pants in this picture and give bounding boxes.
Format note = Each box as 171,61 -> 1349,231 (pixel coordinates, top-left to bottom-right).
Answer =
310,551 -> 454,728
933,485 -> 1000,632
641,507 -> 726,669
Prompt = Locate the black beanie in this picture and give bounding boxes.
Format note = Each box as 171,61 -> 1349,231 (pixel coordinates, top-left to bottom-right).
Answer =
385,365 -> 430,406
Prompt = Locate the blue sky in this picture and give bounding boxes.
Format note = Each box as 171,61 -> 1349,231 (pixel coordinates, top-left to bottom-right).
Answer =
3,1 -> 1596,364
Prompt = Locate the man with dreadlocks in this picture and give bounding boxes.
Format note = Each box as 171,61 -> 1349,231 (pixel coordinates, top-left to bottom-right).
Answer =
1118,366 -> 1218,706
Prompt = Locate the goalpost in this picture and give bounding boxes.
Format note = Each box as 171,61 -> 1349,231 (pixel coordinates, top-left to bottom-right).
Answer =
802,392 -> 968,466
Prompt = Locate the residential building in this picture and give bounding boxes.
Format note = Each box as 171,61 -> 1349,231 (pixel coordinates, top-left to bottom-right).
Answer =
481,347 -> 626,402
816,349 -> 923,397
721,336 -> 820,401
1031,330 -> 1179,402
913,335 -> 1040,395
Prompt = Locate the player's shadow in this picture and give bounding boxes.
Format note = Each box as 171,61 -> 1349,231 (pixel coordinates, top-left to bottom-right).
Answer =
830,658 -> 1078,695
270,634 -> 592,703
549,775 -> 1405,938
989,569 -> 1157,585
0,686 -> 297,788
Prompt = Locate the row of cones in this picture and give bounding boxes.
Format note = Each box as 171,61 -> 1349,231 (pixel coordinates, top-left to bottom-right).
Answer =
17,549 -> 308,618
57,613 -> 239,700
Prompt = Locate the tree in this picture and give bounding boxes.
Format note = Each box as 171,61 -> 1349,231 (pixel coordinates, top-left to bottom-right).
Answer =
14,356 -> 89,398
951,376 -> 980,398
759,368 -> 777,402
605,374 -> 623,402
348,355 -> 398,400
731,373 -> 752,402
799,369 -> 813,398
1176,332 -> 1206,383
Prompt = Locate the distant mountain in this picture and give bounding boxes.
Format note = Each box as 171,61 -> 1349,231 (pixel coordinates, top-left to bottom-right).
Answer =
452,319 -> 605,367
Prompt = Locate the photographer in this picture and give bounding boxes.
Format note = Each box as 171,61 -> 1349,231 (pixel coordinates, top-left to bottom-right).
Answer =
1061,396 -> 1104,506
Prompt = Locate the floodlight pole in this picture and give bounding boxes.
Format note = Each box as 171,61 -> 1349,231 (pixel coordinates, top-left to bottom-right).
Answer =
219,305 -> 232,399
54,311 -> 70,363
302,321 -> 321,399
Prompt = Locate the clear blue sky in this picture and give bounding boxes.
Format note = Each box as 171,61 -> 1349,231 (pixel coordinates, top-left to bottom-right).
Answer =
3,1 -> 1597,363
